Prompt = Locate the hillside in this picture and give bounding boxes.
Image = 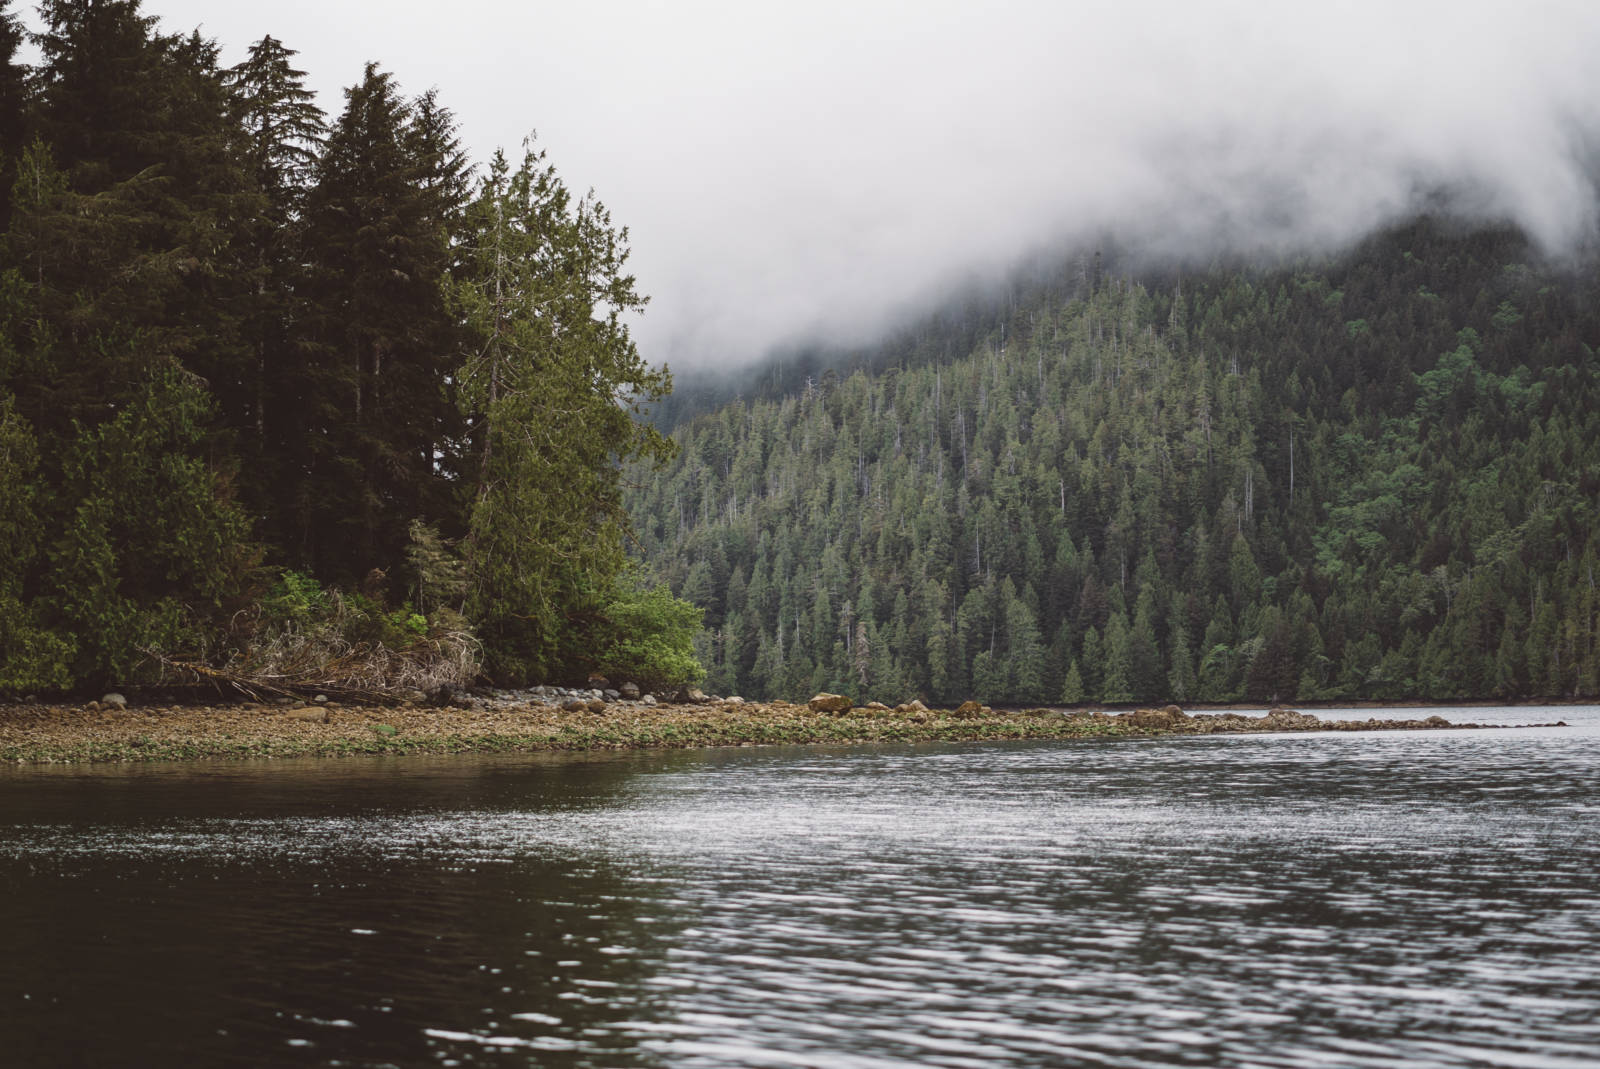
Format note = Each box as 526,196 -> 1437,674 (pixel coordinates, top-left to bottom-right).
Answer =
624,217 -> 1600,705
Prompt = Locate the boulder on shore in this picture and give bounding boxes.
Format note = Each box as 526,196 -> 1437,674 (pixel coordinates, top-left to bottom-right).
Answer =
954,700 -> 985,718
619,682 -> 641,701
1126,706 -> 1187,729
808,693 -> 853,713
1259,708 -> 1320,730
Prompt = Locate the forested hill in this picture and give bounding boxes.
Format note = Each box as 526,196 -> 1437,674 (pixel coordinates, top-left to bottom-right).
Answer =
625,218 -> 1600,705
0,1 -> 701,696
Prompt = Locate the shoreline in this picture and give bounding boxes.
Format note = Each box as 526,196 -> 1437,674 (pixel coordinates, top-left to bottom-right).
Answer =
0,696 -> 1552,767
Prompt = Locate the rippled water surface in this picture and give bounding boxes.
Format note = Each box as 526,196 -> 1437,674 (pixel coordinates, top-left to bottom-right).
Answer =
3,706 -> 1599,1067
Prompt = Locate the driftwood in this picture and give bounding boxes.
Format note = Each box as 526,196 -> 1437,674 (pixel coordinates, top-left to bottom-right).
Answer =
140,622 -> 480,706
140,649 -> 407,705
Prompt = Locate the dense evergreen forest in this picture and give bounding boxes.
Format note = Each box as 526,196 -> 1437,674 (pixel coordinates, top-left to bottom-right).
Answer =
0,0 -> 700,695
627,220 -> 1600,705
6,2 -> 1598,709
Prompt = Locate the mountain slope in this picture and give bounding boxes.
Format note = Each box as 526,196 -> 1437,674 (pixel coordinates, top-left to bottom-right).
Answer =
625,218 -> 1600,704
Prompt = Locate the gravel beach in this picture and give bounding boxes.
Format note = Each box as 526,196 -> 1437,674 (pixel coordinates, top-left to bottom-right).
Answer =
0,693 -> 1511,765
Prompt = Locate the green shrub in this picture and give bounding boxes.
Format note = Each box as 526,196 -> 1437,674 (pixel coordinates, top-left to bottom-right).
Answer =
590,581 -> 705,692
41,367 -> 254,684
0,393 -> 76,693
259,570 -> 329,629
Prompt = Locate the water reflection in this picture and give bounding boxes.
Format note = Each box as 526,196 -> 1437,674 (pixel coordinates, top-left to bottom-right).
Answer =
2,709 -> 1599,1067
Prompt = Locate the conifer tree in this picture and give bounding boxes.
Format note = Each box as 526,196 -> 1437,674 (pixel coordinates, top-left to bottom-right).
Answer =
222,34 -> 324,525
298,64 -> 463,581
454,143 -> 672,680
0,1 -> 27,233
19,2 -> 250,442
1060,660 -> 1085,704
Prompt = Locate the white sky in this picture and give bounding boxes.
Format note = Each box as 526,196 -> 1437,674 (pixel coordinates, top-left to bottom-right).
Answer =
38,0 -> 1600,368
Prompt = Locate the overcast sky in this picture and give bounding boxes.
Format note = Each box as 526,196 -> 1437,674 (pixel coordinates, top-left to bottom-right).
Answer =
54,0 -> 1600,369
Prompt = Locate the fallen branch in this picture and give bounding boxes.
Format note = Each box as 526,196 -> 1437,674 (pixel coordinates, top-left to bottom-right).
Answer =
140,648 -> 406,705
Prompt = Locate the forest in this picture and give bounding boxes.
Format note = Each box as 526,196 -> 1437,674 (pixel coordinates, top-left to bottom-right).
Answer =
6,3 -> 1599,709
627,220 -> 1600,705
0,0 -> 700,696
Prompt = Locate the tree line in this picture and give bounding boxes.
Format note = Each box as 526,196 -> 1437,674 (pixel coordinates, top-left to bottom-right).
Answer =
628,218 -> 1600,705
0,0 -> 698,695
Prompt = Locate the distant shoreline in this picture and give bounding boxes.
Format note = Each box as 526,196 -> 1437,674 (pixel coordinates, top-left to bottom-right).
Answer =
0,698 -> 1553,767
1044,697 -> 1598,712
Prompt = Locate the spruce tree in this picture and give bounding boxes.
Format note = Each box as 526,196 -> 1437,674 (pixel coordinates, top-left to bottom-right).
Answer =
222,35 -> 324,530
0,1 -> 27,233
1060,660 -> 1085,704
297,64 -> 463,582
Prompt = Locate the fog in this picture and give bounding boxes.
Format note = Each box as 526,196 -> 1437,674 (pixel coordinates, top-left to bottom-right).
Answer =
84,1 -> 1600,367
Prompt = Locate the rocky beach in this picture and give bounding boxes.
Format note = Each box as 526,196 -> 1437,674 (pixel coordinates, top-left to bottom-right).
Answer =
0,687 -> 1523,765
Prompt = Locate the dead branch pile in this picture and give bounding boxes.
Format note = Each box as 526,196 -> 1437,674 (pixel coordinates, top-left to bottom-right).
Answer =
144,595 -> 482,704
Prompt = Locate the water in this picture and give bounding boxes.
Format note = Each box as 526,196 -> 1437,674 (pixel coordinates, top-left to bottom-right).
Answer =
2,706 -> 1598,1068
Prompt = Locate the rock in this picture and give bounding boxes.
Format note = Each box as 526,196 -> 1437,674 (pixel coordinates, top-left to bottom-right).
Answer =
668,686 -> 713,704
313,694 -> 329,704
86,700 -> 100,710
641,694 -> 657,706
101,692 -> 128,709
619,682 -> 641,700
954,700 -> 984,717
286,706 -> 328,724
587,674 -> 610,689
561,698 -> 589,712
1127,706 -> 1185,729
586,699 -> 608,713
864,702 -> 890,714
1258,709 -> 1322,731
724,696 -> 746,705
604,689 -> 621,701
808,693 -> 854,713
